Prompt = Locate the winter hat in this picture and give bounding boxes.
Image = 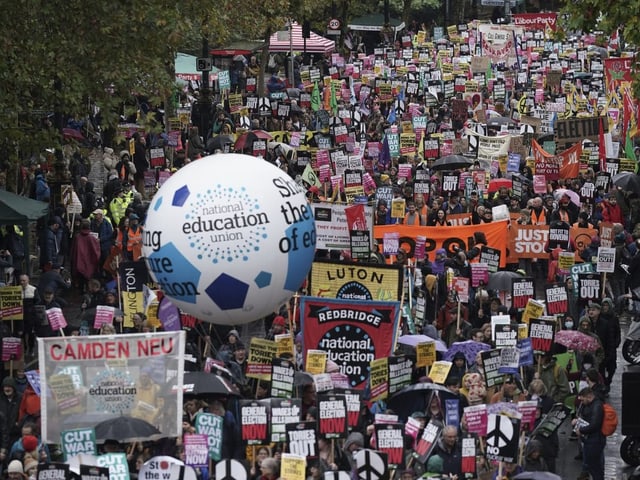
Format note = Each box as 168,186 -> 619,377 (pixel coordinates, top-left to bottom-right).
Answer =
7,460 -> 24,475
601,298 -> 614,309
435,248 -> 447,256
344,432 -> 364,451
22,435 -> 38,452
426,454 -> 444,473
273,316 -> 286,327
2,377 -> 16,389
22,458 -> 38,474
119,150 -> 130,160
227,329 -> 240,339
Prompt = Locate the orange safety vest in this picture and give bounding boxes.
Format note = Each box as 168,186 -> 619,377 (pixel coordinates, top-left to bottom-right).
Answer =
126,226 -> 143,261
469,243 -> 485,263
530,208 -> 546,225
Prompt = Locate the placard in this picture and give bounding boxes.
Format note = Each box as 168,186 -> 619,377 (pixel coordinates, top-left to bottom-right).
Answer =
416,342 -> 436,368
195,412 -> 224,460
545,283 -> 568,316
270,398 -> 302,443
240,400 -> 270,445
286,421 -> 318,457
318,394 -> 347,439
529,318 -> 556,355
511,277 -> 535,309
270,358 -> 295,398
374,423 -> 405,468
60,428 -> 96,460
596,246 -> 615,273
246,338 -> 278,380
183,434 -> 209,468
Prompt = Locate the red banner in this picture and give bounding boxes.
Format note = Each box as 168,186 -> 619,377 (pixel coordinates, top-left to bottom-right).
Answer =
374,220 -> 508,267
512,12 -> 557,30
301,296 -> 400,390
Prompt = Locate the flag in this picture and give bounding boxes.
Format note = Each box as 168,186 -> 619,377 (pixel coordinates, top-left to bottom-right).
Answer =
311,81 -> 320,112
387,104 -> 396,124
625,127 -> 637,162
330,81 -> 338,115
598,116 -> 606,172
558,142 -> 582,179
379,135 -> 391,170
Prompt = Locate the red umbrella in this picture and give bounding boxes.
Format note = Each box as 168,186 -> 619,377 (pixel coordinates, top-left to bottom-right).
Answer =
234,130 -> 273,152
488,178 -> 513,193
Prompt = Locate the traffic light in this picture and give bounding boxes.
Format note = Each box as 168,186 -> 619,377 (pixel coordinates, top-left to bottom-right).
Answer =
302,20 -> 311,39
196,57 -> 212,72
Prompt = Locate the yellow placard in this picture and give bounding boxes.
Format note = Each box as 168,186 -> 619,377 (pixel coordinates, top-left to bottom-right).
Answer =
280,454 -> 306,480
369,357 -> 389,402
391,198 -> 406,219
416,342 -> 436,368
0,286 -> 23,320
429,361 -> 452,384
246,338 -> 278,381
305,349 -> 328,375
275,333 -> 294,357
518,323 -> 529,340
145,301 -> 161,329
521,299 -> 545,325
558,251 -> 575,270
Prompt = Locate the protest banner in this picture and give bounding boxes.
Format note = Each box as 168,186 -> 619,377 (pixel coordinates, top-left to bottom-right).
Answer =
529,318 -> 556,355
461,437 -> 476,476
139,457 -> 196,480
270,398 -> 302,443
1,336 -> 21,361
183,434 -> 209,468
280,454 -> 307,480
0,286 -> 22,320
518,400 -> 539,432
286,421 -> 318,457
195,412 -> 224,461
494,324 -> 518,349
374,220 -> 508,266
596,246 -> 616,273
46,307 -> 68,331
301,296 -> 400,390
369,357 -> 389,401
275,333 -> 294,358
60,428 -> 96,460
37,463 -> 70,480
518,338 -> 534,367
485,414 -> 520,463
521,299 -> 545,325
40,332 -> 186,443
318,394 -> 348,439
507,224 -> 548,260
305,350 -> 328,375
480,246 -> 501,273
270,358 -> 295,398
545,283 -> 568,316
335,388 -> 363,429
118,261 -> 147,328
308,260 -> 403,301
96,453 -> 129,480
311,203 -> 374,251
481,349 -> 502,388
416,342 -> 436,368
498,347 -> 519,375
388,356 -> 413,396
374,424 -> 405,468
464,404 -> 488,436
414,420 -> 442,464
93,305 -> 115,330
246,338 -> 278,381
79,466 -> 109,480
578,273 -> 601,308
532,403 -> 571,438
429,361 -> 452,384
511,277 -> 535,310
239,400 -> 270,445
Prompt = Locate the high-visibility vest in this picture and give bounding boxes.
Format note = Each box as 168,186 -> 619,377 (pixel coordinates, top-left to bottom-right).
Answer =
126,226 -> 143,261
530,208 -> 546,225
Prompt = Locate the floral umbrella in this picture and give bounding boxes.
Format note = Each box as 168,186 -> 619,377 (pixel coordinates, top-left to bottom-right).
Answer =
444,340 -> 491,365
554,329 -> 601,352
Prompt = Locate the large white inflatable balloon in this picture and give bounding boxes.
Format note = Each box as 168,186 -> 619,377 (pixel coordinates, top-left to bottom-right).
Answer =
143,154 -> 316,325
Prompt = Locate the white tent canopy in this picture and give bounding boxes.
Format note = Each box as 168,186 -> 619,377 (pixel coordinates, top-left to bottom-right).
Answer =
268,22 -> 335,54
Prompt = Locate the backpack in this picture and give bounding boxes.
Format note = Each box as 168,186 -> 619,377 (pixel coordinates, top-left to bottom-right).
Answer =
601,403 -> 618,436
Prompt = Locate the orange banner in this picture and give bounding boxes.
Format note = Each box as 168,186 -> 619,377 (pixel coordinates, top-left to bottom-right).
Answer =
506,224 -> 597,261
374,220 -> 509,267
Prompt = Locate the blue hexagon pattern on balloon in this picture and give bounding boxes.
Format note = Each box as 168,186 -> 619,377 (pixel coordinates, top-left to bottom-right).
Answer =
282,220 -> 316,291
206,273 -> 249,310
147,242 -> 200,304
172,185 -> 190,207
254,271 -> 272,288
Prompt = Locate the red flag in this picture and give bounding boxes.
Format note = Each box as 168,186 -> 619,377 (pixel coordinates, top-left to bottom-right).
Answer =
558,142 -> 582,179
598,116 -> 606,172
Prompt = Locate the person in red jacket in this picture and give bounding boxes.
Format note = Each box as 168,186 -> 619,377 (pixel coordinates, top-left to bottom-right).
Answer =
601,194 -> 624,224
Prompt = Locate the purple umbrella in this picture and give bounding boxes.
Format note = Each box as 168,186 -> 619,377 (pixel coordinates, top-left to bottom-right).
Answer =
398,334 -> 447,352
444,340 -> 491,365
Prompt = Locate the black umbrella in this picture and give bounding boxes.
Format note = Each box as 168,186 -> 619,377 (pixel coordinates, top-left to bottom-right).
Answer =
207,134 -> 234,152
94,416 -> 161,443
431,154 -> 473,171
387,382 -> 457,422
183,371 -> 240,397
487,270 -> 522,291
294,371 -> 314,386
612,172 -> 640,194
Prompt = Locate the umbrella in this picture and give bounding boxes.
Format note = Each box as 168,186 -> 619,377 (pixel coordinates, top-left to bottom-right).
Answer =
207,134 -> 235,152
387,382 -> 457,421
233,54 -> 247,63
183,371 -> 240,396
397,334 -> 447,353
487,270 -> 522,291
94,416 -> 161,443
553,188 -> 581,207
486,116 -> 517,129
234,130 -> 273,152
514,472 -> 562,480
488,178 -> 513,193
431,154 -> 473,171
612,172 -> 640,194
444,340 -> 491,365
294,371 -> 314,386
554,329 -> 601,352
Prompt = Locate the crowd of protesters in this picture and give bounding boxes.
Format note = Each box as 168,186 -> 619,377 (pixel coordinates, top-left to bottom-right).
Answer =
0,13 -> 638,480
